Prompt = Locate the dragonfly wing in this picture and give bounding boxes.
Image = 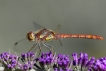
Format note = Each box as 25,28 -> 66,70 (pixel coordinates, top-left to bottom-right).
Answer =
41,24 -> 63,49
33,22 -> 46,31
44,39 -> 62,52
54,24 -> 61,32
54,24 -> 63,46
58,38 -> 63,46
14,38 -> 38,53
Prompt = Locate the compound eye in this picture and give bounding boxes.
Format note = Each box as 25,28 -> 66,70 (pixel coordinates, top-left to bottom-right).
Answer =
30,35 -> 33,39
29,33 -> 35,41
29,35 -> 32,39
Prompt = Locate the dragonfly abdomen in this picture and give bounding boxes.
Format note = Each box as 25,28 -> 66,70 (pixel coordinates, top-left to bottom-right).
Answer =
58,34 -> 103,40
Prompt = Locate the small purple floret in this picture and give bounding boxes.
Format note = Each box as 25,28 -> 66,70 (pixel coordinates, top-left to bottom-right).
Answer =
0,52 -> 20,70
20,52 -> 36,70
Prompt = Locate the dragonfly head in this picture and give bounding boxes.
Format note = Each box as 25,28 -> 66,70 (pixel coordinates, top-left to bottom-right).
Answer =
26,31 -> 35,41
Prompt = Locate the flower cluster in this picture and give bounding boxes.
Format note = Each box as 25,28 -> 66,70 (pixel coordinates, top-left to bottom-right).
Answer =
0,52 -> 20,71
92,57 -> 106,71
35,52 -> 56,71
20,52 -> 36,71
0,51 -> 105,71
71,52 -> 95,71
53,54 -> 72,71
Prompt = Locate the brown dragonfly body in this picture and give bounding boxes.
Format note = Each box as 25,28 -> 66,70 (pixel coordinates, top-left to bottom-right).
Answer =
26,28 -> 103,42
14,22 -> 103,53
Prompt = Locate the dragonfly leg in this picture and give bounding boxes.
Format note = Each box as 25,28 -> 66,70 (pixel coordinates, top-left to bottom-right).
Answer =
28,43 -> 37,52
37,42 -> 42,58
28,42 -> 40,57
42,42 -> 53,53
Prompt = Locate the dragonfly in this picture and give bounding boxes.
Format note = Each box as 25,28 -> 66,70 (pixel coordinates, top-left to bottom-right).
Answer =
14,22 -> 103,54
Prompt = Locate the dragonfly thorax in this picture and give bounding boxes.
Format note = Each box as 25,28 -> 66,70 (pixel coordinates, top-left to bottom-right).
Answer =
26,31 -> 35,41
40,34 -> 55,41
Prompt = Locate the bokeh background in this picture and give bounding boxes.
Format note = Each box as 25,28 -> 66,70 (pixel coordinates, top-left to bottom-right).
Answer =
0,0 -> 105,59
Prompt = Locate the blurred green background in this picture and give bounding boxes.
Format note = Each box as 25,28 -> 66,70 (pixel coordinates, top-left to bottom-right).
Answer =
0,0 -> 105,58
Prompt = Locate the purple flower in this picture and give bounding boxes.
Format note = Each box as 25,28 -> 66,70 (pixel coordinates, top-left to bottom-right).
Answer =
36,51 -> 56,70
91,57 -> 106,71
0,51 -> 106,71
0,52 -> 20,70
72,53 -> 78,66
53,54 -> 71,71
20,52 -> 36,70
71,52 -> 95,71
21,52 -> 35,62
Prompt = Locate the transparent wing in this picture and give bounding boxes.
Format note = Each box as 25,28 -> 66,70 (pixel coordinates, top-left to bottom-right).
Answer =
14,38 -> 38,53
33,22 -> 46,31
14,22 -> 48,53
54,24 -> 61,32
53,24 -> 63,46
40,24 -> 63,52
14,23 -> 62,53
